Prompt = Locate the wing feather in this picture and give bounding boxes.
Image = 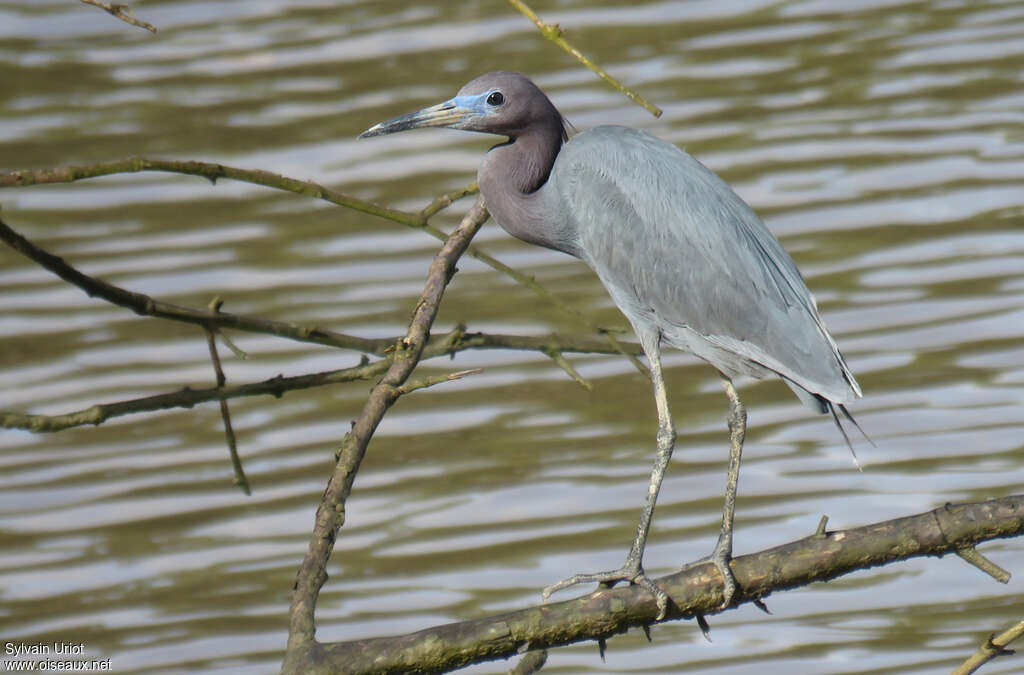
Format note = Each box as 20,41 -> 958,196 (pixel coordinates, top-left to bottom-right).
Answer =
551,126 -> 859,403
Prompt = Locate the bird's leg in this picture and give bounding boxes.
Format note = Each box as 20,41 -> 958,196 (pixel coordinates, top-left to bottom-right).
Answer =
708,374 -> 745,609
543,333 -> 674,619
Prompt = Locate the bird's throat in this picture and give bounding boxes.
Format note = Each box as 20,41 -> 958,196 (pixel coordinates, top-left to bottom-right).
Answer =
478,126 -> 579,257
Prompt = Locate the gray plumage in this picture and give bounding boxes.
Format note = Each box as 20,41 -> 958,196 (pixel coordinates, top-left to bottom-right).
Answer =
361,71 -> 864,618
506,124 -> 859,407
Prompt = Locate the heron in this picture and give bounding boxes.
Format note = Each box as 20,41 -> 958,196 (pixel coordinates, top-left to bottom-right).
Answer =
360,71 -> 864,619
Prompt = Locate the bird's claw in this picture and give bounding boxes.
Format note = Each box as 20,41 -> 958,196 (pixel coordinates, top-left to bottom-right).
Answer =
681,543 -> 739,610
710,547 -> 737,609
543,566 -> 670,620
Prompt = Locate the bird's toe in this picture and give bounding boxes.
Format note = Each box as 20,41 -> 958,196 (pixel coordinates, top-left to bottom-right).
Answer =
543,565 -> 669,620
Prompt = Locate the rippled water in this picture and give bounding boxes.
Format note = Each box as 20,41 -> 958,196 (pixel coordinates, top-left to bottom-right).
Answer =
2,1 -> 1023,673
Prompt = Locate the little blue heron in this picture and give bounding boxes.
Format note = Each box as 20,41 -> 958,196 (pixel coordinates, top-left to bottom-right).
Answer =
360,71 -> 864,619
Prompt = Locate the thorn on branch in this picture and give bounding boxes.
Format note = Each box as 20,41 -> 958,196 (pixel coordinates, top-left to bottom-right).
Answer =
814,514 -> 830,537
696,612 -> 712,642
267,373 -> 286,398
597,637 -> 607,661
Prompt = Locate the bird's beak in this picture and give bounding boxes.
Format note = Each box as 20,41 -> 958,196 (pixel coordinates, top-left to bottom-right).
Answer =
358,94 -> 486,138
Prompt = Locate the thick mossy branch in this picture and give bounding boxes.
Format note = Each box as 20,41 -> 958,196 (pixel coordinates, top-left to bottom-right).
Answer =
282,495 -> 1024,675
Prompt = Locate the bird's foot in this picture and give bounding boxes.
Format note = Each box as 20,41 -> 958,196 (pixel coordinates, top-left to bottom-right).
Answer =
682,540 -> 738,610
542,563 -> 670,620
710,543 -> 737,609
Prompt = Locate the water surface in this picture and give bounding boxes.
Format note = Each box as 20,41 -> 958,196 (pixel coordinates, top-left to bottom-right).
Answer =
1,1 -> 1023,673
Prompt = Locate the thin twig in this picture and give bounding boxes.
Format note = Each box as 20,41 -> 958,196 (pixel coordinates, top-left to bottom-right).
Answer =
0,330 -> 645,433
0,215 -> 649,432
219,332 -> 248,359
206,297 -> 250,495
0,215 -> 390,354
451,233 -> 644,374
80,0 -> 157,33
952,620 -> 1024,675
420,182 -> 479,221
393,368 -> 483,396
956,545 -> 1011,583
0,161 -> 639,368
0,158 -> 420,226
0,357 -> 389,433
544,348 -> 592,390
506,0 -> 662,118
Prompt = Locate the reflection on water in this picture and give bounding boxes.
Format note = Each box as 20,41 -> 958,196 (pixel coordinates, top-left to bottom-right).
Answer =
1,1 -> 1023,673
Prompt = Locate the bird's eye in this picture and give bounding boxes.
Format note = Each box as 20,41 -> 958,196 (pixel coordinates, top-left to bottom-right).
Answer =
486,91 -> 505,106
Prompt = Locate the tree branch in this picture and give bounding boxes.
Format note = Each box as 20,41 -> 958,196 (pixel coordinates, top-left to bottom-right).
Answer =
1,213 -> 651,433
0,161 -> 638,360
1,158 -> 416,225
283,199 -> 490,666
0,328 -> 642,433
79,0 -> 157,33
506,0 -> 661,118
0,214 -> 394,354
954,619 -> 1024,675
0,357 -> 390,433
204,298 -> 250,495
284,495 -> 1024,674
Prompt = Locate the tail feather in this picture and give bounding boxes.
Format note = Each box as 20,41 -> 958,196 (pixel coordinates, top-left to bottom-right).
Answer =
816,397 -> 873,471
828,403 -> 860,471
787,381 -> 873,467
838,403 -> 875,447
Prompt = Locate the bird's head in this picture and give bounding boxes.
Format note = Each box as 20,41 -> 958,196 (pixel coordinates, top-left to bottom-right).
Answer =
359,71 -> 568,142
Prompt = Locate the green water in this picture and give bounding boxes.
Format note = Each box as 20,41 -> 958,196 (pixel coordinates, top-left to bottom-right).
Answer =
1,1 -> 1023,673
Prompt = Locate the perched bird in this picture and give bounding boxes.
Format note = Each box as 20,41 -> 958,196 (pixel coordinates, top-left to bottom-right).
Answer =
360,71 -> 863,619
